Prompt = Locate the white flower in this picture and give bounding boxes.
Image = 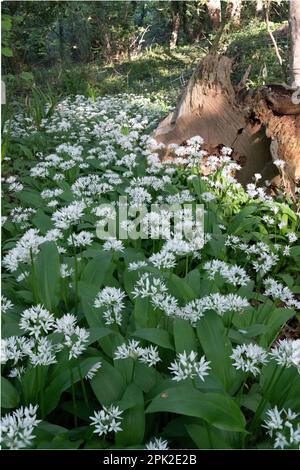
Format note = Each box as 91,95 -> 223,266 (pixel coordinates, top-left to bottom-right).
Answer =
103,238 -> 124,252
262,406 -> 300,449
230,344 -> 269,376
68,231 -> 94,247
85,361 -> 102,380
139,345 -> 161,367
149,251 -> 176,270
90,405 -> 123,436
2,229 -> 43,272
2,336 -> 34,365
128,260 -> 148,271
169,351 -> 210,382
29,337 -> 61,366
8,366 -> 26,379
269,339 -> 300,373
1,295 -> 14,313
0,404 -> 41,450
264,278 -> 300,309
60,264 -> 74,278
54,313 -> 77,335
132,273 -> 168,299
114,339 -> 142,360
146,437 -> 169,450
51,201 -> 86,230
204,260 -> 250,286
19,305 -> 55,338
64,326 -> 90,360
94,287 -> 126,326
286,232 -> 297,244
114,340 -> 160,367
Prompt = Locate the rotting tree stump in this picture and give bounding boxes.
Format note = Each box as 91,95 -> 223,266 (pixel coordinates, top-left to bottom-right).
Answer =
154,54 -> 300,196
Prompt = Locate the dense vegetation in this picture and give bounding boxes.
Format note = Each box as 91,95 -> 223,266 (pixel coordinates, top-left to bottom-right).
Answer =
1,0 -> 300,451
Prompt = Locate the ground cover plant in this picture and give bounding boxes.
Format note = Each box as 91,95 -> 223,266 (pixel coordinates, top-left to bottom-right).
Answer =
1,92 -> 300,450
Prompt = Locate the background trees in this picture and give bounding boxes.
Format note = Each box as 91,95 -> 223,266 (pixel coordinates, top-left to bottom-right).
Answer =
1,0 -> 296,98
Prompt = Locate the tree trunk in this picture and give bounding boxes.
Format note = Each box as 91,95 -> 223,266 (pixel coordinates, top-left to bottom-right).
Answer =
154,54 -> 300,194
289,0 -> 300,87
207,0 -> 222,30
226,0 -> 243,26
170,2 -> 181,49
256,0 -> 264,17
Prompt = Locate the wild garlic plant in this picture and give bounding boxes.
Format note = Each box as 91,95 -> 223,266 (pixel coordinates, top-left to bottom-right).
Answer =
1,94 -> 299,449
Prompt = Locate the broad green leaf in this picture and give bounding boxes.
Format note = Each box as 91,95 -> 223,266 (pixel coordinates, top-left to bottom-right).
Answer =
146,385 -> 246,432
197,313 -> 237,391
81,252 -> 112,287
133,328 -> 174,350
43,357 -> 101,415
1,377 -> 20,408
186,423 -> 233,449
35,241 -> 60,310
91,359 -> 126,406
116,384 -> 145,446
173,318 -> 197,354
228,205 -> 258,234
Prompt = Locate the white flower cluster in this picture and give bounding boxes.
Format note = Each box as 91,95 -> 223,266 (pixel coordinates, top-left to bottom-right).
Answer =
203,260 -> 250,286
230,344 -> 269,376
3,310 -> 90,373
230,339 -> 300,376
0,404 -> 41,450
169,351 -> 210,382
225,237 -> 280,276
262,406 -> 300,449
90,405 -> 123,436
264,278 -> 300,310
269,339 -> 300,373
145,437 -> 169,450
179,293 -> 249,325
94,287 -> 126,326
114,339 -> 161,367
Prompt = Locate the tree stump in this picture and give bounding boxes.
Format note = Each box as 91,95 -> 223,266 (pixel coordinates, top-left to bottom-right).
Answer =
154,54 -> 300,195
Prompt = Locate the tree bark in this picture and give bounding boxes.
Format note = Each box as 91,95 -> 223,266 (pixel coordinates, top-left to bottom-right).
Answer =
256,0 -> 264,17
226,0 -> 243,26
170,2 -> 181,49
207,0 -> 222,30
289,0 -> 300,87
154,54 -> 300,194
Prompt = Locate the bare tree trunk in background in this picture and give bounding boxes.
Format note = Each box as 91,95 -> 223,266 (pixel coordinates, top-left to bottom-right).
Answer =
170,1 -> 181,49
256,0 -> 264,17
226,0 -> 243,26
289,0 -> 300,87
58,18 -> 65,62
207,0 -> 222,30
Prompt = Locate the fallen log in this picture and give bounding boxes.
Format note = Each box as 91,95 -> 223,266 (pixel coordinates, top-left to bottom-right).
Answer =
154,53 -> 300,196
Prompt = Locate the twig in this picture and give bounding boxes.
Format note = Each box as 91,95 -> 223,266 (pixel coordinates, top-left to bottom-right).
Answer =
265,1 -> 283,67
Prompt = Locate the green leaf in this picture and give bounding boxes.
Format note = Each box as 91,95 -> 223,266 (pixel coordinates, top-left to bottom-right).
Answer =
196,313 -> 237,391
116,384 -> 145,446
259,307 -> 295,348
228,205 -> 258,235
91,359 -> 126,406
133,328 -> 174,350
186,424 -> 233,449
43,357 -> 101,415
173,319 -> 197,354
1,377 -> 20,408
35,242 -> 60,310
32,209 -> 53,234
81,252 -> 112,288
146,385 -> 246,432
2,47 -> 13,57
